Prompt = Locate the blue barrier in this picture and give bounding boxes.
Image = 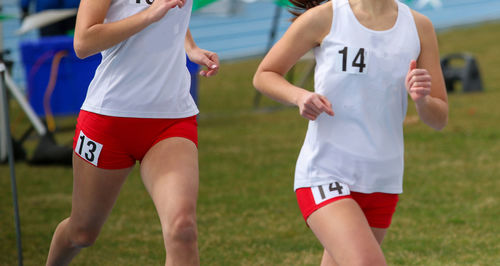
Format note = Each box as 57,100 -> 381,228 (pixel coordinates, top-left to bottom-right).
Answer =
20,36 -> 100,116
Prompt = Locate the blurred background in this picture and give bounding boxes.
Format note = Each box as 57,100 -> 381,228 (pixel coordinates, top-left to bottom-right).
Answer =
1,0 -> 499,265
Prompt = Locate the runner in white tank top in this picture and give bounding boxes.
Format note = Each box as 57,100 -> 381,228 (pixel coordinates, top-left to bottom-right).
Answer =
254,0 -> 448,264
81,0 -> 201,118
45,1 -> 219,265
295,0 -> 420,194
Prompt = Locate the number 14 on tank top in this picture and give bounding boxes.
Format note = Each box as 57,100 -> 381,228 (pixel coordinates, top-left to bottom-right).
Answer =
311,182 -> 351,205
335,45 -> 369,74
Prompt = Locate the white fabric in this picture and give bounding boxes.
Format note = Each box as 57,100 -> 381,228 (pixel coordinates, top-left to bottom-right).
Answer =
294,0 -> 421,193
81,0 -> 198,118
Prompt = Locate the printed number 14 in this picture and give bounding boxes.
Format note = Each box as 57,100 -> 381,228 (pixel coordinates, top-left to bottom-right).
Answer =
338,47 -> 366,73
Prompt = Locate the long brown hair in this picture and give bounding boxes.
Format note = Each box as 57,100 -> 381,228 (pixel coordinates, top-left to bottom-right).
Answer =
288,0 -> 330,20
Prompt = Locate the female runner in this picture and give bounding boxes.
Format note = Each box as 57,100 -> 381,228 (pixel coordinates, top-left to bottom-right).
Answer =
253,0 -> 448,265
46,0 -> 219,265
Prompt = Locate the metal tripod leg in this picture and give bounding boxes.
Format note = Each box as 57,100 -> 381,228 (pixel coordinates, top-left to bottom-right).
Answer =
1,61 -> 23,266
0,66 -> 47,162
4,69 -> 47,135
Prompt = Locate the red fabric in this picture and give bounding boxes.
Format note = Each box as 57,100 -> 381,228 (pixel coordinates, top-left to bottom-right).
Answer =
296,187 -> 351,223
73,110 -> 197,169
296,187 -> 399,228
351,191 -> 399,228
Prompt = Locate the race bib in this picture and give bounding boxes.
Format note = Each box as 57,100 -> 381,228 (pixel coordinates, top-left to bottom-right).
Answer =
75,131 -> 103,167
333,45 -> 369,75
312,182 -> 351,205
131,0 -> 154,6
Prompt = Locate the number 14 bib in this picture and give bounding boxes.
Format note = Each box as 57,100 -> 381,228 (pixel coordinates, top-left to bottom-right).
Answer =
334,45 -> 369,74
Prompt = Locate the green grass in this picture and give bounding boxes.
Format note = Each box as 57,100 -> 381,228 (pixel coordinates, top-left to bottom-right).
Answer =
2,21 -> 500,265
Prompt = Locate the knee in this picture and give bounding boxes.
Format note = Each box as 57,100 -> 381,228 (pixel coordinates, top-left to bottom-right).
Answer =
68,226 -> 100,248
165,215 -> 197,245
329,248 -> 386,266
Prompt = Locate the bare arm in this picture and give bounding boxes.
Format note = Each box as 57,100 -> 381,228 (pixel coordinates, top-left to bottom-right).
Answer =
185,29 -> 197,53
406,11 -> 449,130
74,0 -> 183,59
253,3 -> 334,120
185,29 -> 219,77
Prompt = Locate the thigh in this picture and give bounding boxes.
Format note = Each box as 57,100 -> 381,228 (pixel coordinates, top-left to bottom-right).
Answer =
140,137 -> 199,225
371,227 -> 388,245
70,153 -> 133,230
73,110 -> 136,169
307,198 -> 386,266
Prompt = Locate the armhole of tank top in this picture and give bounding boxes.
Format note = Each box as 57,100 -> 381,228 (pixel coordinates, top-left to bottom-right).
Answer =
405,5 -> 422,58
319,0 -> 337,48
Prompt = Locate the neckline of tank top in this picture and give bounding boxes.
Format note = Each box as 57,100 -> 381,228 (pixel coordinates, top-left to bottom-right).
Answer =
343,0 -> 402,34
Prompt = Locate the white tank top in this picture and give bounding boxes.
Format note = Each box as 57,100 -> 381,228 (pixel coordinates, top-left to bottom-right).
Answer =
294,0 -> 420,193
81,0 -> 198,118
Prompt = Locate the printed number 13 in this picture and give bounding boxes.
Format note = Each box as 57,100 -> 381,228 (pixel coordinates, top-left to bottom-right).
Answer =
78,135 -> 97,162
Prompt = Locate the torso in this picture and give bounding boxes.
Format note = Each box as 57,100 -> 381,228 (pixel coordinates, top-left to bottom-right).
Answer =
81,0 -> 199,119
294,0 -> 421,194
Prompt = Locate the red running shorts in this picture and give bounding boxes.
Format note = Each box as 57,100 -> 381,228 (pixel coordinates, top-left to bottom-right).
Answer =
296,182 -> 399,228
72,110 -> 197,169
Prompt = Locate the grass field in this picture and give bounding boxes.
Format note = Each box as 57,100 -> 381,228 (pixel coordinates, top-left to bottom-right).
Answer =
1,21 -> 500,265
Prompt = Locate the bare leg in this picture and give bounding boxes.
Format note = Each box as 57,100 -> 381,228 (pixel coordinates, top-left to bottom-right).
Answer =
308,199 -> 387,266
320,249 -> 338,266
371,227 -> 388,244
319,227 -> 389,266
46,153 -> 133,266
140,137 -> 199,266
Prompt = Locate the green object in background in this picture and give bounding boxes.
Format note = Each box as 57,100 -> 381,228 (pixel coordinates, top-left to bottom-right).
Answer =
193,0 -> 293,10
274,0 -> 291,7
193,0 -> 220,11
0,14 -> 17,21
